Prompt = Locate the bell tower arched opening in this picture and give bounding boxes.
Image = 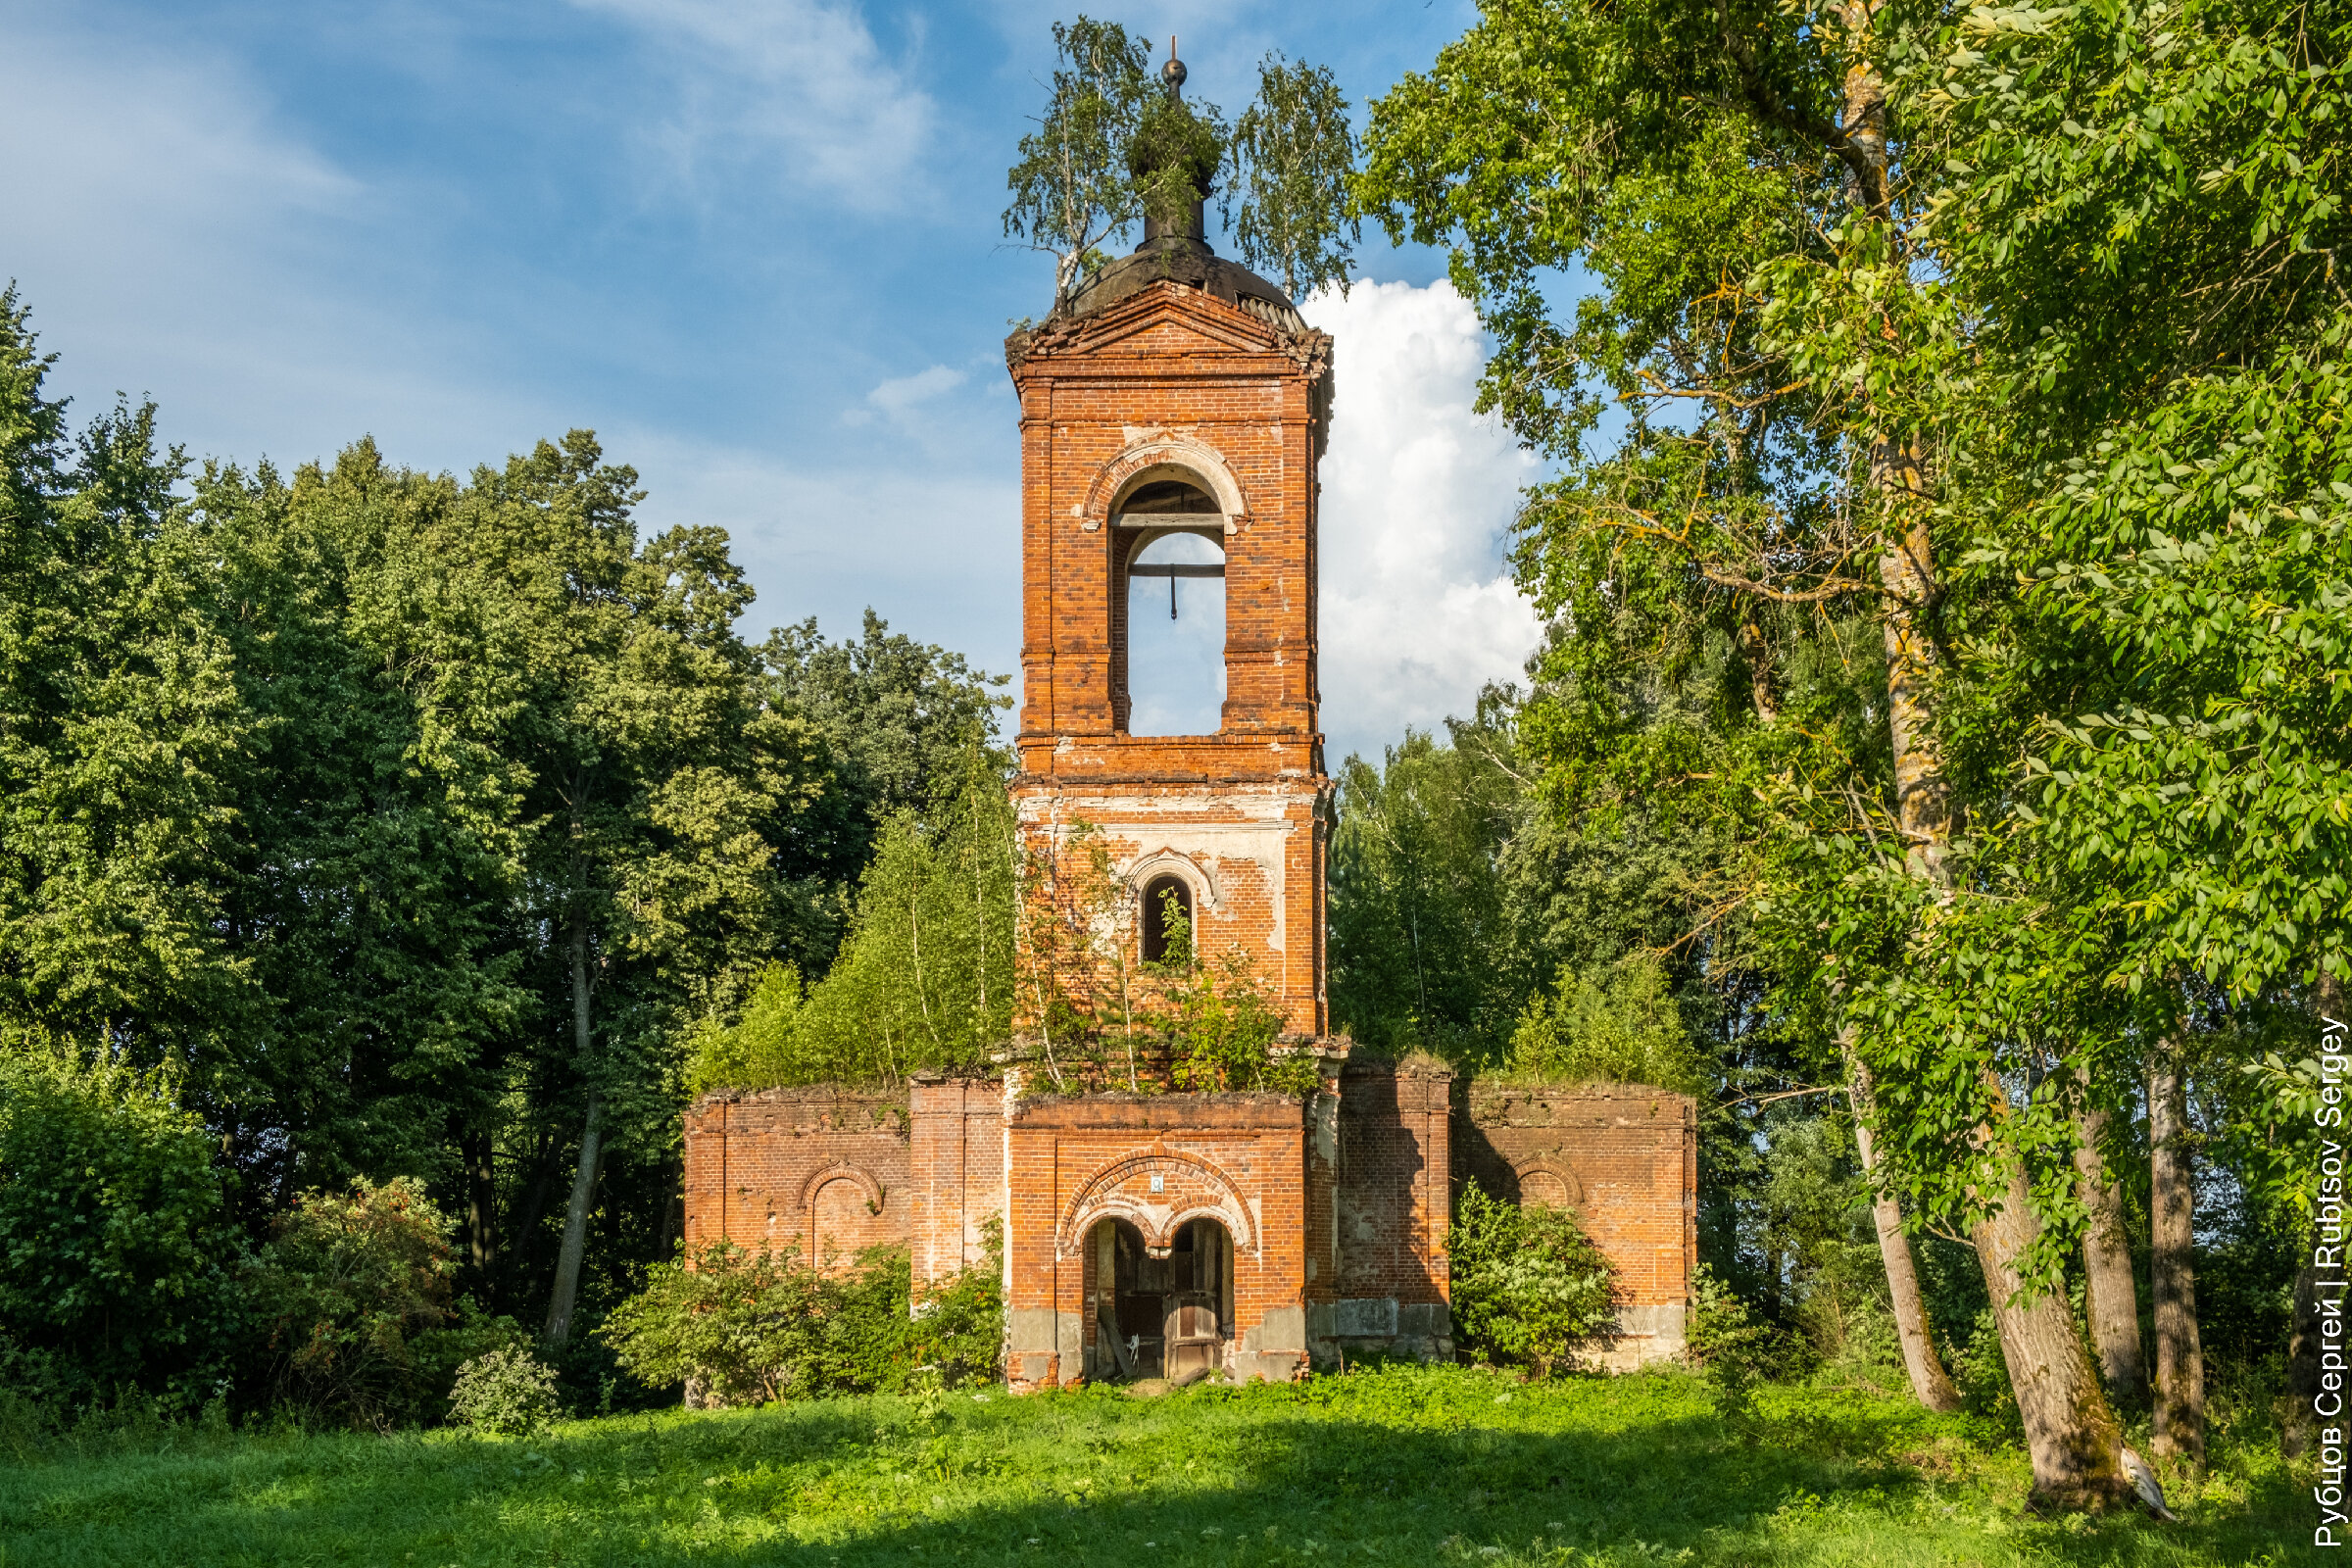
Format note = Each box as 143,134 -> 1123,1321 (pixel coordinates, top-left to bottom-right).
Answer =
1111,475 -> 1226,737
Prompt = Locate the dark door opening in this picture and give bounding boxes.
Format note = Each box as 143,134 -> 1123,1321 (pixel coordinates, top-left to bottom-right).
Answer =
1089,1215 -> 1232,1382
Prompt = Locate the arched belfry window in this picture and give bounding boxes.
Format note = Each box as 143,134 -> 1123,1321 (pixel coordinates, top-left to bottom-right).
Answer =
1139,874 -> 1195,965
1114,477 -> 1227,736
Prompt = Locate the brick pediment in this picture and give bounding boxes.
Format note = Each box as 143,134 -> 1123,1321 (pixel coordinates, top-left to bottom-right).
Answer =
1010,282 -> 1307,367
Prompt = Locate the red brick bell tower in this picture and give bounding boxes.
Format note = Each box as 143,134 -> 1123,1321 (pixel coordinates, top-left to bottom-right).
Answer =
1004,221 -> 1336,1035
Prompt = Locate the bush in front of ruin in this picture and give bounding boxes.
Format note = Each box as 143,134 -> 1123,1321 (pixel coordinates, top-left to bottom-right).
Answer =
1446,1182 -> 1618,1376
600,1236 -> 1003,1406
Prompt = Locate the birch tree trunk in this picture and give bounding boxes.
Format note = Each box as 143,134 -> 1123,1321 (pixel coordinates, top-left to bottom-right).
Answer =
1869,402 -> 2127,1508
545,881 -> 602,1348
2072,1106 -> 2148,1403
1850,1058 -> 1962,1411
2149,1047 -> 2206,1468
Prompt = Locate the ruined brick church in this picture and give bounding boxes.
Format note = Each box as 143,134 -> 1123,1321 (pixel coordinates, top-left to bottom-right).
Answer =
683,106 -> 1696,1387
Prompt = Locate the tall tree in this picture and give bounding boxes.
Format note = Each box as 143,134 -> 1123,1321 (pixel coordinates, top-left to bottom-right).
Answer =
1003,19 -> 1160,309
0,293 -> 254,1086
760,609 -> 1011,973
1357,0 -> 2129,1504
430,434 -> 818,1346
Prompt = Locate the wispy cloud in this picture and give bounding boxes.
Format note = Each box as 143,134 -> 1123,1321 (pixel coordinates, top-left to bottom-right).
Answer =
573,0 -> 935,211
843,363 -> 968,426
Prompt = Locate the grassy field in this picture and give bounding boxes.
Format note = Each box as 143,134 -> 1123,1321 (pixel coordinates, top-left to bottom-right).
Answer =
0,1366 -> 2303,1566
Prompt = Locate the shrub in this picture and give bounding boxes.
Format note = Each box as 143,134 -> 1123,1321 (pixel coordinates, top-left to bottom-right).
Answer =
685,962 -> 804,1094
599,1242 -> 825,1406
600,1237 -> 1004,1405
1684,1262 -> 1806,1434
243,1177 -> 456,1428
409,1298 -> 530,1422
1503,954 -> 1707,1095
447,1347 -> 562,1436
1446,1183 -> 1617,1376
0,1038 -> 241,1409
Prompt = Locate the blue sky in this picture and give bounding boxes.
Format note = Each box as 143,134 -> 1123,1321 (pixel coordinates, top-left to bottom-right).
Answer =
1,0 -> 1544,764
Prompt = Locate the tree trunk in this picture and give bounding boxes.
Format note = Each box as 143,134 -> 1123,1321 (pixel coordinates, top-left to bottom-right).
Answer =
2149,1048 -> 2205,1469
2072,1106 -> 2147,1404
1971,1136 -> 2129,1508
545,888 -> 601,1348
2286,1259 -> 2324,1458
1873,455 -> 2126,1506
1850,1059 -> 1962,1411
463,1126 -> 498,1292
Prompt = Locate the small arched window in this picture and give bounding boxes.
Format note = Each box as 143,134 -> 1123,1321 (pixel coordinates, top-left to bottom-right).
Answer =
1140,874 -> 1195,965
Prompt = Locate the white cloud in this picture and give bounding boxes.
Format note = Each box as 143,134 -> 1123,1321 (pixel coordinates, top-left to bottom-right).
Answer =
845,362 -> 968,425
573,0 -> 935,210
1300,278 -> 1544,766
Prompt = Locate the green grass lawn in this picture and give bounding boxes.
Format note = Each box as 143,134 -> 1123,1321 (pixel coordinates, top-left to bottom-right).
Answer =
0,1366 -> 2303,1566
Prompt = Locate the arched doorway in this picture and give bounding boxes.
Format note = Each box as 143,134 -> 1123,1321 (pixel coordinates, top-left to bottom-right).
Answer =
1086,1214 -> 1234,1382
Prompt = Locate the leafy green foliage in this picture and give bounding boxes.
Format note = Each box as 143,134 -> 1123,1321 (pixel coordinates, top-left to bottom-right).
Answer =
1229,53 -> 1361,299
244,1178 -> 458,1428
1128,90 -> 1228,226
1004,19 -> 1358,311
0,1037 -> 240,1406
446,1346 -> 563,1437
1002,18 -> 1159,306
760,610 -> 1011,973
1504,953 -> 1707,1095
598,1241 -> 1003,1405
1446,1184 -> 1618,1375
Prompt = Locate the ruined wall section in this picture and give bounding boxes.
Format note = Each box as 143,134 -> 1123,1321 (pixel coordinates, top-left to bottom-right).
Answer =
1002,1089 -> 1313,1391
1455,1082 -> 1698,1368
681,1087 -> 910,1272
1320,1059 -> 1453,1362
907,1073 -> 1008,1289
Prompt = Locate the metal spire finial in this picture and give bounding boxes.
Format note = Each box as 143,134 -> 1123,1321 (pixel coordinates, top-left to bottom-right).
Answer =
1162,35 -> 1186,96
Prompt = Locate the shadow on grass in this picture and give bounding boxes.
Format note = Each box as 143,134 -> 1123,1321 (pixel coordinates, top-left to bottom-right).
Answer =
0,1371 -> 2303,1567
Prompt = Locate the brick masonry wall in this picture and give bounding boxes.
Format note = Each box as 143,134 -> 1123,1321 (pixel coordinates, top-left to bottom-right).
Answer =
1455,1081 -> 1699,1367
999,1088 -> 1311,1391
906,1074 -> 1007,1289
681,1088 -> 911,1272
1006,282 -> 1334,1037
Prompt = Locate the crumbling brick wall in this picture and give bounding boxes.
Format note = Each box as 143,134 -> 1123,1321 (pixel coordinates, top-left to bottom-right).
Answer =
681,1087 -> 910,1272
1455,1081 -> 1698,1368
1318,1058 -> 1452,1361
907,1073 -> 1007,1289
